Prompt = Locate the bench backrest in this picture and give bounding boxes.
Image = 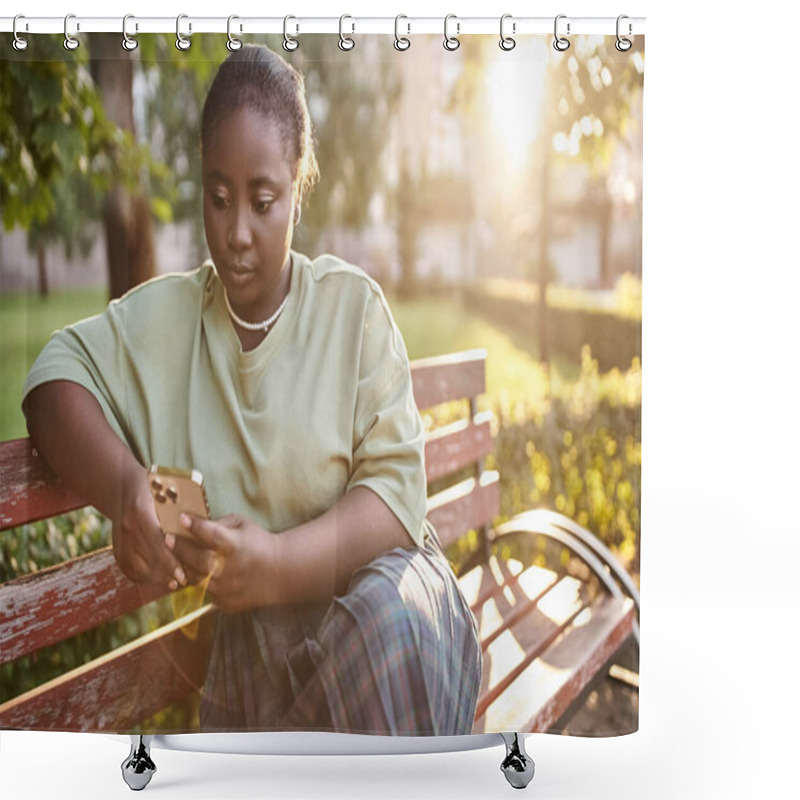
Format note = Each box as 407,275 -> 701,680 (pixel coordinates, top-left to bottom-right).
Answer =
0,350 -> 498,730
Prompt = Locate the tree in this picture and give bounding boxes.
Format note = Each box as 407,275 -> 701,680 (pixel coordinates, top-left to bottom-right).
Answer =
1,36 -> 114,294
290,36 -> 401,253
536,36 -> 644,360
1,34 -> 176,298
89,34 -> 156,298
547,37 -> 645,288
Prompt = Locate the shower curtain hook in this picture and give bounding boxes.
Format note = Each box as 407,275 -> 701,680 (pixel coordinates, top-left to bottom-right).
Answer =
175,14 -> 192,51
615,15 -> 633,51
443,14 -> 460,51
12,15 -> 29,51
63,13 -> 80,51
339,14 -> 355,51
499,14 -> 516,51
122,15 -> 138,51
553,14 -> 570,52
227,15 -> 243,51
394,14 -> 411,51
283,16 -> 299,51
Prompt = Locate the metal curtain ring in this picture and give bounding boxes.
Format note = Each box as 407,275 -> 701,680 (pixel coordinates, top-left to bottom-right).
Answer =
616,14 -> 632,51
227,15 -> 242,51
176,14 -> 191,51
394,14 -> 410,51
553,14 -> 570,52
64,13 -> 79,50
12,15 -> 29,51
122,14 -> 138,51
339,14 -> 355,51
443,14 -> 460,51
283,16 -> 299,51
499,13 -> 516,51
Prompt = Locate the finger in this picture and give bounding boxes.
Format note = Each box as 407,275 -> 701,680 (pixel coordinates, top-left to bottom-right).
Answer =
124,551 -> 152,584
172,537 -> 214,582
216,514 -> 244,529
145,530 -> 187,588
180,513 -> 233,555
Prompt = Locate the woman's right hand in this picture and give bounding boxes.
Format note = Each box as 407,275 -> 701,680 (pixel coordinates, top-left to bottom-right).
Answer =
23,381 -> 186,592
112,463 -> 186,591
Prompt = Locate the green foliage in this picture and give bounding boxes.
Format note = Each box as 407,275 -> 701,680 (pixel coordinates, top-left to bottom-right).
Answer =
1,37 -> 111,233
0,508 -> 109,582
491,347 -> 641,569
0,35 -> 178,267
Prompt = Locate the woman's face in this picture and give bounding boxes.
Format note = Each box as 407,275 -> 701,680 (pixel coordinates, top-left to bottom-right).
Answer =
202,106 -> 297,321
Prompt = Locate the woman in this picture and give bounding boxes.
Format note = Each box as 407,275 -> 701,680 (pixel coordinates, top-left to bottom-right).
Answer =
22,44 -> 481,735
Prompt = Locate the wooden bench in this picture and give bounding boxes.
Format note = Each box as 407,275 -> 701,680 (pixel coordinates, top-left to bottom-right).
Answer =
0,349 -> 637,735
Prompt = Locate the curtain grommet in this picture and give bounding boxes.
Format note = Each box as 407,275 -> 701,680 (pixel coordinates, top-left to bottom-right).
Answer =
394,14 -> 411,51
615,15 -> 633,51
64,13 -> 80,51
12,14 -> 29,51
226,15 -> 243,51
553,14 -> 570,52
339,14 -> 355,51
122,14 -> 138,51
443,14 -> 460,51
176,13 -> 192,51
282,15 -> 299,51
499,14 -> 516,51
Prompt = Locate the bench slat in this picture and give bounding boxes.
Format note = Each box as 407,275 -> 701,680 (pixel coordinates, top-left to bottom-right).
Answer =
472,562 -> 563,651
426,471 -> 500,550
410,350 -> 486,411
0,604 -> 217,731
424,413 -> 493,484
458,556 -> 559,617
473,597 -> 635,733
473,574 -> 589,720
0,438 -> 86,531
0,546 -> 166,665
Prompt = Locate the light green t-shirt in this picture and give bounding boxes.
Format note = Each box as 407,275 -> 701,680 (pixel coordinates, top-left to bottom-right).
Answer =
23,251 -> 428,546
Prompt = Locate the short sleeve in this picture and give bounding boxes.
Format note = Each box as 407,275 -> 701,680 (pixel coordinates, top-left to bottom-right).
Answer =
345,291 -> 427,547
22,308 -> 132,447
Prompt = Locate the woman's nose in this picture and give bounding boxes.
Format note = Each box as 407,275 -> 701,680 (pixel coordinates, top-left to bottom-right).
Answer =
227,206 -> 253,250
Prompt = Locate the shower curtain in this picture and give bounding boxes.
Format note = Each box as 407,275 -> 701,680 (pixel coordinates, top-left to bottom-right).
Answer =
0,23 -> 643,742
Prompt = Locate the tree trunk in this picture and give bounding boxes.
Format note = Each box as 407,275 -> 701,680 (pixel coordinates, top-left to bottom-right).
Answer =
36,242 -> 49,297
90,33 -> 156,299
538,148 -> 550,368
397,152 -> 418,298
598,194 -> 613,289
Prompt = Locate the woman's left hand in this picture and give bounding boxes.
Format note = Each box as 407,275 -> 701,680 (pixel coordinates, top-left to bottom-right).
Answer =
170,513 -> 281,613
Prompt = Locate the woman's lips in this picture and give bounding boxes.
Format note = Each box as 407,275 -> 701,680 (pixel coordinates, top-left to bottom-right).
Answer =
227,265 -> 255,288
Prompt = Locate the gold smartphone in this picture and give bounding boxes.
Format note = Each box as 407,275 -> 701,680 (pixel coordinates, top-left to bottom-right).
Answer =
148,465 -> 210,537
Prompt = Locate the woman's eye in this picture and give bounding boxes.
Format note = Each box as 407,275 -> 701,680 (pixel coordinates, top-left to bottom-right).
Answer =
255,199 -> 273,214
211,194 -> 229,209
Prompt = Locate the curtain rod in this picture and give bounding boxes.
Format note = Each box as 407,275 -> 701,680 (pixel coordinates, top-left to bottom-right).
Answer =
1,16 -> 646,37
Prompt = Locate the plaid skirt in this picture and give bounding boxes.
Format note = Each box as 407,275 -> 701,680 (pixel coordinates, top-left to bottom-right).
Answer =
199,523 -> 482,735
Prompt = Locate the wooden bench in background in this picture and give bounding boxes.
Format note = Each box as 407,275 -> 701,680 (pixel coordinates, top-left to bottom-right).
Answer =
0,350 -> 638,735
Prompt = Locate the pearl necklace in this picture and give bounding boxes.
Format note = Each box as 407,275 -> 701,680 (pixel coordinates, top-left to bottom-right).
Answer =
223,289 -> 289,333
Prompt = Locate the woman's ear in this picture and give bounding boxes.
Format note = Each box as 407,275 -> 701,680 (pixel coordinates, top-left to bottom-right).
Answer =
293,203 -> 302,226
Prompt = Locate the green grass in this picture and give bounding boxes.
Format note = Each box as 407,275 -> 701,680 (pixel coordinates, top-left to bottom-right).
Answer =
0,289 -> 106,440
388,294 -> 582,414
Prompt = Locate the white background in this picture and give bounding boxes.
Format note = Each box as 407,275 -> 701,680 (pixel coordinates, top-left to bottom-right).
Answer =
3,1 -> 799,798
